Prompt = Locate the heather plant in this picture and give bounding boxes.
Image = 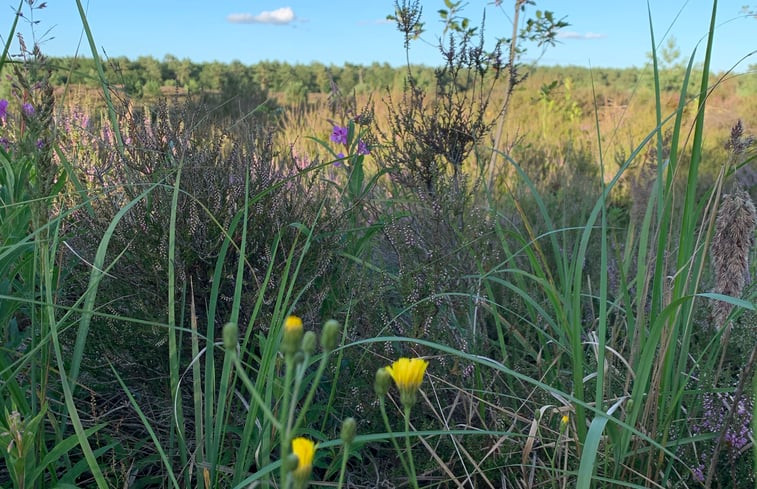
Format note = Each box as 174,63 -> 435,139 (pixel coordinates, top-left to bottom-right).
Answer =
691,392 -> 754,487
51,98 -> 364,487
61,97 -> 340,374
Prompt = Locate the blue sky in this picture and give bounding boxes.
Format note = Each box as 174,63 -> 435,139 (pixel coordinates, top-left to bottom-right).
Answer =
5,1 -> 756,73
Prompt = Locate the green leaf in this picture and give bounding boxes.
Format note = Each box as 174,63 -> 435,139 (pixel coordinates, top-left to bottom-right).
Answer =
577,398 -> 627,489
698,292 -> 755,311
31,424 -> 107,483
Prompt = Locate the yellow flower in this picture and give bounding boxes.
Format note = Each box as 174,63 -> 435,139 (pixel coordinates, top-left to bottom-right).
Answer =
285,315 -> 303,333
385,357 -> 429,409
291,436 -> 316,487
281,315 -> 304,355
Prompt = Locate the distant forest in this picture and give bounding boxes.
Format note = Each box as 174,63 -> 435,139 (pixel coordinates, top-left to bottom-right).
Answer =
2,54 -> 755,105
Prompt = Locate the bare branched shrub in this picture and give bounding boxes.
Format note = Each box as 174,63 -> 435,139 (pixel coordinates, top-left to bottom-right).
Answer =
380,0 -> 502,195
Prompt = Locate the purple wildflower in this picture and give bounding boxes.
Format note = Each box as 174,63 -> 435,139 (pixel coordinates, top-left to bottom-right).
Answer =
334,152 -> 345,167
692,464 -> 705,482
357,139 -> 370,155
692,391 -> 753,480
36,139 -> 44,149
22,103 -> 34,117
0,137 -> 9,150
330,125 -> 348,145
0,99 -> 8,122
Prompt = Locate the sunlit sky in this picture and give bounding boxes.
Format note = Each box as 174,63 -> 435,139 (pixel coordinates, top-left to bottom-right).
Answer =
4,1 -> 756,73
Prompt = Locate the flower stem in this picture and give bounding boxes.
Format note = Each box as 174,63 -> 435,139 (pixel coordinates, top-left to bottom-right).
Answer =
280,355 -> 295,488
404,406 -> 419,489
336,443 -> 350,489
378,398 -> 412,480
287,353 -> 309,433
293,351 -> 330,433
232,358 -> 282,430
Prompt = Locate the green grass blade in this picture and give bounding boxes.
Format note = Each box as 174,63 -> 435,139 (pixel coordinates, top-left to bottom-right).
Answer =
0,1 -> 23,74
69,182 -> 162,390
167,165 -> 189,474
44,221 -> 109,489
73,0 -> 125,153
31,424 -> 106,483
110,362 -> 182,489
577,397 -> 627,489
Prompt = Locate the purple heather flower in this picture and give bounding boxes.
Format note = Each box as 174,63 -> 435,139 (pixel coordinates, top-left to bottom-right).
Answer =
22,103 -> 34,117
330,125 -> 348,145
692,391 -> 754,478
692,465 -> 704,482
357,139 -> 370,155
0,99 -> 8,122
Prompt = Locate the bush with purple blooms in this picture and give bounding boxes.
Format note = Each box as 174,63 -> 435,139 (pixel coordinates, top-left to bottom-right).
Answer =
690,392 -> 754,487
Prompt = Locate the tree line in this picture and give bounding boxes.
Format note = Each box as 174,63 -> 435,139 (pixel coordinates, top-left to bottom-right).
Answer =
1,54 -> 754,104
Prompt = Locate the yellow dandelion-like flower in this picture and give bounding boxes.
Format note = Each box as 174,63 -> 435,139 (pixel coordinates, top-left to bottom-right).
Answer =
385,357 -> 429,409
285,315 -> 303,333
291,436 -> 316,488
281,315 -> 304,355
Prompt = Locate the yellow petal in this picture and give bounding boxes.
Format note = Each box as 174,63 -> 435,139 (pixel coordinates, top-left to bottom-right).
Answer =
291,436 -> 316,476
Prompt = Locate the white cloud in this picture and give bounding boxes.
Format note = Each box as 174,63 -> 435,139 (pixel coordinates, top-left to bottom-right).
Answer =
358,18 -> 394,26
557,30 -> 607,40
227,7 -> 295,25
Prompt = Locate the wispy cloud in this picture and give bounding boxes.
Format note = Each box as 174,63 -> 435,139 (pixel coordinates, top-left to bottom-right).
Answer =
557,30 -> 607,40
358,18 -> 394,26
227,7 -> 295,25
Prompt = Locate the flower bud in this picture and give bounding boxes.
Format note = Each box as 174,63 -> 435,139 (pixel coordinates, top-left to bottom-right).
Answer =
294,351 -> 305,366
281,315 -> 304,355
321,319 -> 341,352
222,322 -> 238,352
340,417 -> 357,445
374,367 -> 392,398
302,331 -> 317,355
283,453 -> 300,473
